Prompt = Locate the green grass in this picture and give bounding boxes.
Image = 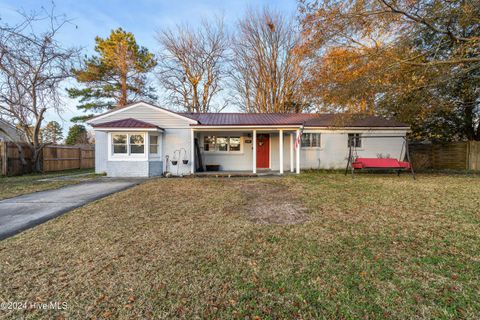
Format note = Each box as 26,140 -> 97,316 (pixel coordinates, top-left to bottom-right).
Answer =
0,168 -> 97,200
0,172 -> 479,319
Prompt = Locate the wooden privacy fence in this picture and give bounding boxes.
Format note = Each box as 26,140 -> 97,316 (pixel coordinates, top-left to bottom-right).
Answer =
0,142 -> 94,176
410,141 -> 480,171
43,145 -> 94,172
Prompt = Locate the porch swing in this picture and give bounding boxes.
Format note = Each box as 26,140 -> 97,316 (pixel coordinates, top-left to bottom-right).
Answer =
344,135 -> 416,179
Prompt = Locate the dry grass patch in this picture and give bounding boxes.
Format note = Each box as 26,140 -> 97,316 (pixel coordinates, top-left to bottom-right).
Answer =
236,179 -> 309,224
0,173 -> 479,319
0,169 -> 96,200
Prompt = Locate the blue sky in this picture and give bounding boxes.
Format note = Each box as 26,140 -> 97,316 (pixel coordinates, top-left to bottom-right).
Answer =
0,0 -> 298,133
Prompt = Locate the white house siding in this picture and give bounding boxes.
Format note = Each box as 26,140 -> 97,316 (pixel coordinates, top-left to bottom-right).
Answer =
107,161 -> 149,177
198,129 -> 407,172
198,131 -> 253,171
270,132 -> 295,171
89,103 -> 196,177
300,130 -> 407,169
95,131 -> 108,174
198,131 -> 295,172
89,103 -> 409,176
163,128 -> 193,175
94,130 -> 165,177
88,104 -> 193,129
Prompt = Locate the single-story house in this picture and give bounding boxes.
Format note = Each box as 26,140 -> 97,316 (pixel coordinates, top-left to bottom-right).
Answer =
86,101 -> 410,177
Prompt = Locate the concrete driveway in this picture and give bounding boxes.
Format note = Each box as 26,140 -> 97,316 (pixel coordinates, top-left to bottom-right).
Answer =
0,178 -> 145,240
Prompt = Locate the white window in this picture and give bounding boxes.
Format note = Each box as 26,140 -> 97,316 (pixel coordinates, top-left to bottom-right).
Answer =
204,136 -> 216,151
217,137 -> 228,151
348,133 -> 362,148
229,137 -> 241,151
301,133 -> 321,148
129,134 -> 144,154
149,135 -> 159,154
110,133 -> 146,159
203,135 -> 242,152
112,134 -> 127,154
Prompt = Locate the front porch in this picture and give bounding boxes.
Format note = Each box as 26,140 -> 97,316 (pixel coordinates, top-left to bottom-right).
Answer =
189,128 -> 302,175
193,170 -> 297,178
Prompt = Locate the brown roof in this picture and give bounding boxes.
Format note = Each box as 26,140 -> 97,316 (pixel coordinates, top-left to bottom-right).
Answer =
180,113 -> 408,127
91,118 -> 161,129
87,101 -> 408,128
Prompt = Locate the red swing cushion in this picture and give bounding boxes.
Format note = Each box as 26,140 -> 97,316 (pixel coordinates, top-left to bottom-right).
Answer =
352,158 -> 410,169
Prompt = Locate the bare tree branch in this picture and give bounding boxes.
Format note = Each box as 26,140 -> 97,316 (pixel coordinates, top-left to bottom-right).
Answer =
230,8 -> 308,113
156,18 -> 228,112
0,5 -> 80,172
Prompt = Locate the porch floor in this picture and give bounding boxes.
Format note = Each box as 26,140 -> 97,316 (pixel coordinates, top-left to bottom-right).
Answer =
193,170 -> 294,178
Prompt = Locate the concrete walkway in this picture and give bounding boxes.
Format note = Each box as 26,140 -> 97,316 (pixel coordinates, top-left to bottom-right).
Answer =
0,178 -> 144,240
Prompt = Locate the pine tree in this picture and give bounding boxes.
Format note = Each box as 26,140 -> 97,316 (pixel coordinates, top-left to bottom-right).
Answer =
42,121 -> 63,144
68,28 -> 157,122
65,125 -> 88,145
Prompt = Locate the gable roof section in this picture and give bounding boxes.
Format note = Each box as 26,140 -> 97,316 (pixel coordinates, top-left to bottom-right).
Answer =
86,101 -> 198,124
181,113 -> 408,128
91,118 -> 162,129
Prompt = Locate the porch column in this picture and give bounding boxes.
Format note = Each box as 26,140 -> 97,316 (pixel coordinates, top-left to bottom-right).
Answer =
252,129 -> 257,174
279,129 -> 284,174
190,129 -> 195,174
295,129 -> 300,174
290,133 -> 294,172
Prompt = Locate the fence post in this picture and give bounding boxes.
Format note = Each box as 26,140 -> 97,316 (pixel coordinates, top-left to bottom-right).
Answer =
1,141 -> 6,176
78,147 -> 81,169
467,141 -> 471,170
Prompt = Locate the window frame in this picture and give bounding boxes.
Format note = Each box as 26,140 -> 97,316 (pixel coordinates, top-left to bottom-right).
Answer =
109,132 -> 147,161
129,134 -> 145,154
203,135 -> 243,153
301,132 -> 322,149
348,133 -> 362,148
149,134 -> 160,155
112,134 -> 128,154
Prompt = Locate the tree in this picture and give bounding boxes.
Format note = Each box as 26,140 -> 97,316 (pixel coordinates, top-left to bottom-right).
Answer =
43,120 -> 63,144
68,28 -> 157,121
65,124 -> 88,145
156,19 -> 228,112
299,0 -> 480,140
231,8 -> 307,113
0,6 -> 79,171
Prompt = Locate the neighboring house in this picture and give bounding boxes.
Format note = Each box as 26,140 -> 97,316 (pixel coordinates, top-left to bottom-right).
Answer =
0,119 -> 25,142
86,101 -> 410,177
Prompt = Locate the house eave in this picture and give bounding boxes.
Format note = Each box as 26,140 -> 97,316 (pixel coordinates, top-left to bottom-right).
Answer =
86,102 -> 199,125
93,127 -> 164,132
189,124 -> 410,131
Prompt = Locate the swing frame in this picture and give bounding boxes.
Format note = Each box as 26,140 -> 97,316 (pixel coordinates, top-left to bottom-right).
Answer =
344,135 -> 416,180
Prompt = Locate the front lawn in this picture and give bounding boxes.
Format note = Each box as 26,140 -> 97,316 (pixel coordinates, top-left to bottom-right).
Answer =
0,173 -> 479,319
0,169 -> 97,200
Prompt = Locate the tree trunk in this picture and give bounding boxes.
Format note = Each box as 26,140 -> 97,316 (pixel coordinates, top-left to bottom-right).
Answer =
192,84 -> 199,112
31,109 -> 46,172
120,71 -> 127,106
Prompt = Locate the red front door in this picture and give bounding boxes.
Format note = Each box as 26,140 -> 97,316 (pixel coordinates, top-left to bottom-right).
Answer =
256,134 -> 270,168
